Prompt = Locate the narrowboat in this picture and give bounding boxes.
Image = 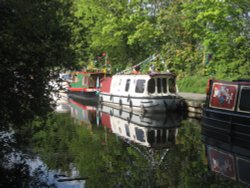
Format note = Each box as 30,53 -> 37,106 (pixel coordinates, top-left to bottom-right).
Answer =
202,79 -> 250,136
68,71 -> 109,102
99,72 -> 183,113
99,105 -> 181,149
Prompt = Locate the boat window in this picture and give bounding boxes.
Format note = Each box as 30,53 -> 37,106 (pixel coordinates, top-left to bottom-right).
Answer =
162,78 -> 167,93
135,127 -> 145,142
89,77 -> 95,88
82,76 -> 89,86
156,130 -> 161,143
147,78 -> 155,93
135,79 -> 145,93
168,129 -> 176,142
73,74 -> 78,83
169,78 -> 176,93
147,130 -> 155,144
157,78 -> 162,93
125,79 -> 130,92
238,86 -> 250,113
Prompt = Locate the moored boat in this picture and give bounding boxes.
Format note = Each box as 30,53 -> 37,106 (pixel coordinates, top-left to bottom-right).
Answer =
202,79 -> 250,136
68,71 -> 108,102
99,72 -> 183,113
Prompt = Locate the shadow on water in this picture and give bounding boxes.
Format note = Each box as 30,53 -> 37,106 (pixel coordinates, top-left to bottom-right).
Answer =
0,97 -> 246,187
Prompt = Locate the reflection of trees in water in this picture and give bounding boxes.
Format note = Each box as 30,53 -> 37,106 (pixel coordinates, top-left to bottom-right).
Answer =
124,135 -> 170,169
0,130 -> 55,187
7,114 -> 243,188
123,140 -> 170,187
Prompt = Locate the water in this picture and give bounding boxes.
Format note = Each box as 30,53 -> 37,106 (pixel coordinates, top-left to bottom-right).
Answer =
0,97 -> 245,188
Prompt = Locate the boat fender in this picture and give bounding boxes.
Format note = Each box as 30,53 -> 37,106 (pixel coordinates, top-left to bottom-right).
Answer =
126,117 -> 131,123
127,94 -> 130,102
140,104 -> 145,112
110,109 -> 113,116
110,95 -> 113,101
129,100 -> 133,108
129,112 -> 132,119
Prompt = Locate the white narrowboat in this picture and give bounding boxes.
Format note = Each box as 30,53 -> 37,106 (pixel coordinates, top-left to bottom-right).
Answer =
99,72 -> 183,112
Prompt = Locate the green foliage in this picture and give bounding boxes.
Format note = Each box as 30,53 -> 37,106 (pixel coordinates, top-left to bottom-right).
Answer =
2,0 -> 250,130
0,0 -> 77,129
73,0 -> 164,73
182,0 -> 250,79
177,75 -> 210,93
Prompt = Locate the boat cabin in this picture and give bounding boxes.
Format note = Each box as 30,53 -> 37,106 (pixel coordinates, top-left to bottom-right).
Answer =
68,71 -> 109,101
101,72 -> 177,97
202,79 -> 250,146
99,72 -> 182,112
70,71 -> 107,90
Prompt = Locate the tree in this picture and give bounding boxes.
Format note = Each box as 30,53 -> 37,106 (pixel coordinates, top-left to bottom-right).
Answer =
0,0 -> 77,129
182,0 -> 250,79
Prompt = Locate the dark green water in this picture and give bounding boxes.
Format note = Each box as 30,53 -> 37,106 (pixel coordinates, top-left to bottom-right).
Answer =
0,98 -> 245,188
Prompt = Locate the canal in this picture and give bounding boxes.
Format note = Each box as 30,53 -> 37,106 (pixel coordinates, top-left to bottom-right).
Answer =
0,97 -> 245,188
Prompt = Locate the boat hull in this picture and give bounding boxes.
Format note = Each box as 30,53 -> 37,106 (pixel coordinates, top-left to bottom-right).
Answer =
68,90 -> 98,103
99,104 -> 183,128
202,106 -> 250,144
99,93 -> 183,113
202,79 -> 250,143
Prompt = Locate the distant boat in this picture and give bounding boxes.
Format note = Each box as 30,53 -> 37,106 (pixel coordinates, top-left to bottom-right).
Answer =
50,73 -> 70,113
68,71 -> 109,102
99,72 -> 183,113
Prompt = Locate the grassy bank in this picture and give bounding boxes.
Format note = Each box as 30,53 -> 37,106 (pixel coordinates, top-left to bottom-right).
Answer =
177,76 -> 209,94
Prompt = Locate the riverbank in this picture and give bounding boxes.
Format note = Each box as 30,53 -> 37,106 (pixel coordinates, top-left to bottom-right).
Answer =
179,92 -> 206,118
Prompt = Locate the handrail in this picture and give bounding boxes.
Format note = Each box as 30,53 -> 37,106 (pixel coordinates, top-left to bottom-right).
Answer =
116,54 -> 164,75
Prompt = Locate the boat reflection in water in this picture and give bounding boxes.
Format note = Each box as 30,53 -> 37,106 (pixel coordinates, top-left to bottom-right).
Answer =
202,124 -> 250,186
68,98 -> 183,169
69,98 -> 98,125
99,105 -> 182,149
98,104 -> 184,170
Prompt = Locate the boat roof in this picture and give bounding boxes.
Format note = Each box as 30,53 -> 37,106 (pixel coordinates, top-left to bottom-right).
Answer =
73,71 -> 110,75
115,72 -> 176,78
212,79 -> 250,85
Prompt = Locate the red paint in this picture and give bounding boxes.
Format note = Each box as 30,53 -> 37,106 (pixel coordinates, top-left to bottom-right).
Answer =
100,77 -> 112,93
68,87 -> 98,92
210,83 -> 237,110
101,113 -> 111,129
